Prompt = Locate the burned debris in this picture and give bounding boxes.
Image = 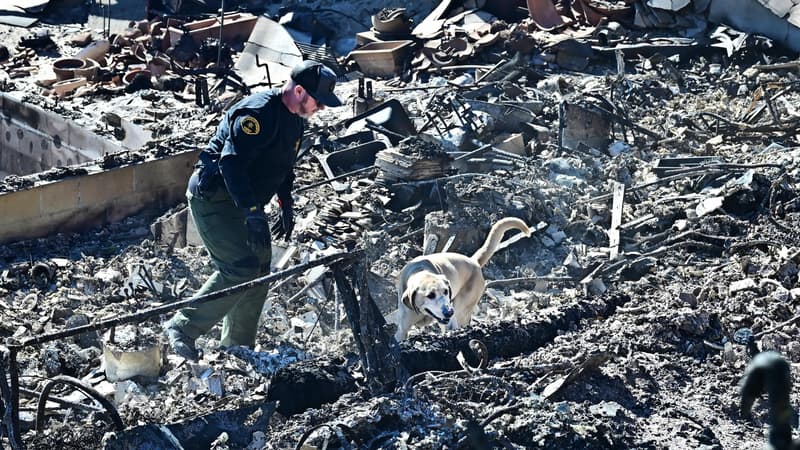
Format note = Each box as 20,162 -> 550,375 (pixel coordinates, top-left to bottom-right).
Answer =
0,0 -> 800,448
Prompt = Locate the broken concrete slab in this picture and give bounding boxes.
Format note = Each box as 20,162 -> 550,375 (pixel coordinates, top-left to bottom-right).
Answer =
0,149 -> 198,244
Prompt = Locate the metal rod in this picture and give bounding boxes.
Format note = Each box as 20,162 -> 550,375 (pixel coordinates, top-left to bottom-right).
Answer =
295,165 -> 376,192
36,375 -> 123,432
8,250 -> 362,349
453,144 -> 492,162
18,387 -> 104,413
217,0 -> 225,68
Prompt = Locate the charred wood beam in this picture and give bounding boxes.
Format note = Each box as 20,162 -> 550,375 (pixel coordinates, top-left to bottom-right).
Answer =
0,351 -> 11,450
354,259 -> 407,392
333,261 -> 406,396
104,401 -> 276,449
1,349 -> 21,450
399,293 -> 630,374
332,265 -> 369,382
267,356 -> 358,416
265,293 -> 629,417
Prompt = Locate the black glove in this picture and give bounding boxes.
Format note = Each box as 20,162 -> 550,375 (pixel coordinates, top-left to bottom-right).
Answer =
271,201 -> 295,241
244,208 -> 270,253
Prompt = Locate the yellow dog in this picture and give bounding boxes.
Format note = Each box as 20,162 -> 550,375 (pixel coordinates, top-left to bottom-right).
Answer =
395,217 -> 531,340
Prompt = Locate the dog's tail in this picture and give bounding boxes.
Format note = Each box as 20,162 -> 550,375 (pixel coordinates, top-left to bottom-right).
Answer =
472,217 -> 531,267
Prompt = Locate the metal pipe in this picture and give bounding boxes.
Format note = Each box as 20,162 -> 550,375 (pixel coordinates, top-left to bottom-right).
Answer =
18,387 -> 104,413
295,165 -> 376,192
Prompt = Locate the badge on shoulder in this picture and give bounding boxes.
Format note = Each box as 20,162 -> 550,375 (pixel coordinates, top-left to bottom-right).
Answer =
240,116 -> 260,135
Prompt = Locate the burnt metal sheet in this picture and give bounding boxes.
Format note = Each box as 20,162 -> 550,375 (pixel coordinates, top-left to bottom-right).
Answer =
12,0 -> 50,13
0,6 -> 38,28
235,15 -> 302,88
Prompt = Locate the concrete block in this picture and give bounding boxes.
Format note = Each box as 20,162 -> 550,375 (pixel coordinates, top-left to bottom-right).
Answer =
151,207 -> 188,248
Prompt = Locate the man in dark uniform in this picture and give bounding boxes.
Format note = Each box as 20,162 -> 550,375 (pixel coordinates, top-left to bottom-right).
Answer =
164,60 -> 343,360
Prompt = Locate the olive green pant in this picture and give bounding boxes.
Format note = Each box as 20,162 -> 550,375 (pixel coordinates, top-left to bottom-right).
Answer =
167,188 -> 271,347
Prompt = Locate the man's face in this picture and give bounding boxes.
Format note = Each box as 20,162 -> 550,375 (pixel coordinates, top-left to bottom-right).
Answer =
298,88 -> 324,119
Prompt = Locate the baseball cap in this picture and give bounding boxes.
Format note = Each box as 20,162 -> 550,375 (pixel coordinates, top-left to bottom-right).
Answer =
290,60 -> 343,107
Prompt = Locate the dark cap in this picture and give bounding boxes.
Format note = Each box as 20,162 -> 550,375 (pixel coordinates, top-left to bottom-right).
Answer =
290,60 -> 343,107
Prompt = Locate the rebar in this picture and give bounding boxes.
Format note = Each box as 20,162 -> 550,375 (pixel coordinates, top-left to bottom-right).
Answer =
35,375 -> 123,431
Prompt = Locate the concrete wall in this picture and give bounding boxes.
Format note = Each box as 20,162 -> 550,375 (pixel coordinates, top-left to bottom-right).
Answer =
0,149 -> 200,245
0,93 -> 122,175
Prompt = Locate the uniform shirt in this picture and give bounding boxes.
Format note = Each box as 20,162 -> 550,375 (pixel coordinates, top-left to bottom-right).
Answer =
193,88 -> 304,210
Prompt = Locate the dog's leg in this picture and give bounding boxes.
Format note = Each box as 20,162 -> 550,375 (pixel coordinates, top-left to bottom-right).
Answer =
395,306 -> 413,341
395,324 -> 410,341
446,316 -> 460,331
452,274 -> 484,330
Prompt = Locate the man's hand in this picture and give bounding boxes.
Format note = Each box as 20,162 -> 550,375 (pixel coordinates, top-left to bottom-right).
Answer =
245,208 -> 270,252
271,201 -> 295,241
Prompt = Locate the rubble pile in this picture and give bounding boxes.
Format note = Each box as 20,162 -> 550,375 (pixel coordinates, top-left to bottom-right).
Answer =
1,0 -> 800,449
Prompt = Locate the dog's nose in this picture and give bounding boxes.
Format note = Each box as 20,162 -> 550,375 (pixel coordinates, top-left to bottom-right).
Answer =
442,307 -> 454,318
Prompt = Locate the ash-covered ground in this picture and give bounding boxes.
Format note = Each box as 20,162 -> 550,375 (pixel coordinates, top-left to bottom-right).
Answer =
1,0 -> 800,449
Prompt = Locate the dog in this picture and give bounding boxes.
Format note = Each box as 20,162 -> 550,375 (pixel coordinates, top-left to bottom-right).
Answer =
394,217 -> 531,341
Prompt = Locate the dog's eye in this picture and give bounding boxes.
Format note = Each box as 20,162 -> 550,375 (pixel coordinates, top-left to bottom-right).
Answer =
444,289 -> 449,295
427,292 -> 436,299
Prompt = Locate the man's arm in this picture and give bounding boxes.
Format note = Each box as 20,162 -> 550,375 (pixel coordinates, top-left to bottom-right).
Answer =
219,113 -> 275,209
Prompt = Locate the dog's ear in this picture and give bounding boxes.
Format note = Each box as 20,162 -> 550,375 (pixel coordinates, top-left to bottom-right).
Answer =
441,276 -> 453,298
402,287 -> 420,313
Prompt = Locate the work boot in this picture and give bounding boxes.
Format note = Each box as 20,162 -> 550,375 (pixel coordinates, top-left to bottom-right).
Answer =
165,326 -> 198,361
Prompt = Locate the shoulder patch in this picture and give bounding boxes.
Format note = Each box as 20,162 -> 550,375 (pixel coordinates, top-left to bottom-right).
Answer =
240,116 -> 260,135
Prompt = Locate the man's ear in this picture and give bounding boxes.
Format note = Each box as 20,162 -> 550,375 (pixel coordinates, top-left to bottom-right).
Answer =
402,287 -> 419,313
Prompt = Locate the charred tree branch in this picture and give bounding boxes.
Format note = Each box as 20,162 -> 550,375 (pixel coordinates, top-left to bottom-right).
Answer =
334,260 -> 406,395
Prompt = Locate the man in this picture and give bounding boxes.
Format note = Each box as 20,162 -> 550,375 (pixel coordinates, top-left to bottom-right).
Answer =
164,60 -> 343,360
